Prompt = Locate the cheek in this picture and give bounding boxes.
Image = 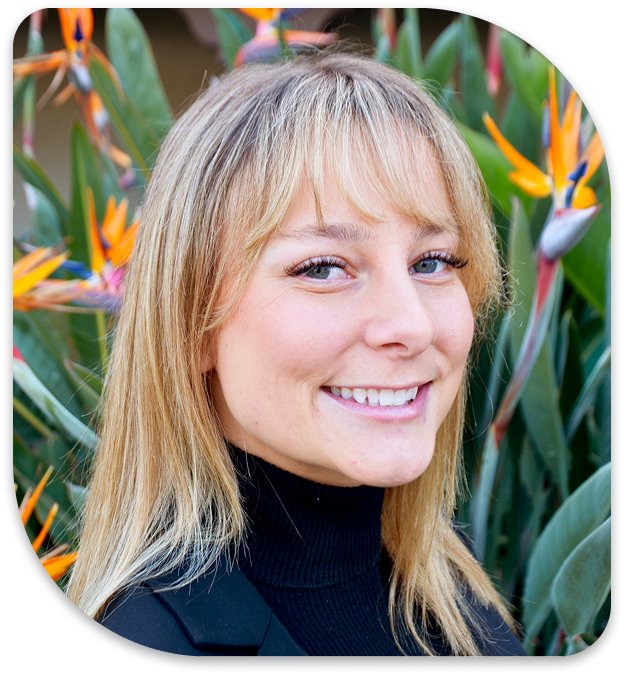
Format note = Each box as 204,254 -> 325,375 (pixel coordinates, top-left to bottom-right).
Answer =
434,286 -> 475,368
220,289 -> 353,391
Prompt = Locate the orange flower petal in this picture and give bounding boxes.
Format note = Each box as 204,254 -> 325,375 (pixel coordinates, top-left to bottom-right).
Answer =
109,221 -> 139,268
572,185 -> 597,209
102,199 -> 129,250
13,252 -> 69,298
283,30 -> 337,45
32,503 -> 58,554
20,466 -> 53,526
58,8 -> 93,51
562,92 -> 581,174
580,131 -> 605,183
43,551 -> 78,581
483,112 -> 550,187
548,67 -> 566,193
239,8 -> 282,22
13,51 -> 68,79
508,170 -> 553,198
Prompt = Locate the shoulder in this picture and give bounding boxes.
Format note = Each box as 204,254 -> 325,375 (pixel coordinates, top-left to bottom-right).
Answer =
97,562 -> 306,656
453,523 -> 527,656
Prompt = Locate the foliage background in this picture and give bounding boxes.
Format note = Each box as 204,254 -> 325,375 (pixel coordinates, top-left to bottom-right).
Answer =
13,3 -> 611,656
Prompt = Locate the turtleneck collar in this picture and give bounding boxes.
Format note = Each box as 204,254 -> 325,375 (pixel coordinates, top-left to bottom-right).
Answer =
229,445 -> 386,589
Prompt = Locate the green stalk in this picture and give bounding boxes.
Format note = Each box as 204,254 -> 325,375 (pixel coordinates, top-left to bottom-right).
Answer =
13,396 -> 55,439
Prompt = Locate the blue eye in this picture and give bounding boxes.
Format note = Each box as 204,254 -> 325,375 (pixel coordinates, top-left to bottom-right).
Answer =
412,258 -> 447,274
287,257 -> 348,280
411,252 -> 469,275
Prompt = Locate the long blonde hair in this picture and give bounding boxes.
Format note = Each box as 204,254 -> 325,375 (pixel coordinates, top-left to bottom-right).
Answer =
68,53 -> 512,655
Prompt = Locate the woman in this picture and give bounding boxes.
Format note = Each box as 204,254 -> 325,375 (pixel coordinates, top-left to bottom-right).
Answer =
67,53 -> 525,656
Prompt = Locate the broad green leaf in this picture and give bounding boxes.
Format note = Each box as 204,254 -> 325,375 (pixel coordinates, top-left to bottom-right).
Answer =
552,517 -> 611,637
508,198 -> 569,494
561,198 -> 610,316
210,8 -> 254,69
423,21 -> 459,90
522,462 -> 611,644
13,146 -> 70,226
374,34 -> 392,65
30,187 -> 64,248
395,8 -> 421,78
89,58 -> 160,174
458,15 -> 494,133
501,91 -> 541,166
499,30 -> 544,121
106,8 -> 172,142
565,345 -> 611,444
13,355 -> 99,451
13,311 -> 83,419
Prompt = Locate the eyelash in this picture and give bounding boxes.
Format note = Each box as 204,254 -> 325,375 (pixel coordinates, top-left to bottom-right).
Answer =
412,251 -> 470,271
285,252 -> 469,278
285,256 -> 347,277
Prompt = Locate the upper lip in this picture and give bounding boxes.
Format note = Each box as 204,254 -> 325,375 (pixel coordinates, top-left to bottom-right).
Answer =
325,381 -> 430,390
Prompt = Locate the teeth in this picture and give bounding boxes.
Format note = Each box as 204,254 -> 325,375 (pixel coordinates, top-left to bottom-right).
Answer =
329,385 -> 420,406
353,388 -> 367,404
379,389 -> 394,406
394,389 -> 407,406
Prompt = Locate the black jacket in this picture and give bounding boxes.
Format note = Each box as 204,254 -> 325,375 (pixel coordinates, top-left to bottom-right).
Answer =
99,562 -> 306,655
98,560 -> 525,656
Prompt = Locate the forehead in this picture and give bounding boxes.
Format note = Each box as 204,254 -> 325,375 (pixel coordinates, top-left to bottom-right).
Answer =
274,137 -> 457,241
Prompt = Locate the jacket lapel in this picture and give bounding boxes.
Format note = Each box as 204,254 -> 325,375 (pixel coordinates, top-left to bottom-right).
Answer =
145,563 -> 306,655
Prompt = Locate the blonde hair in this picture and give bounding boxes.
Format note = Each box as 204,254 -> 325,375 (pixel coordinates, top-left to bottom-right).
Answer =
68,53 -> 512,655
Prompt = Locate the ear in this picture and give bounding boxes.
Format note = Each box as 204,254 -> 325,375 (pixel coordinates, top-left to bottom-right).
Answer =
200,351 -> 215,373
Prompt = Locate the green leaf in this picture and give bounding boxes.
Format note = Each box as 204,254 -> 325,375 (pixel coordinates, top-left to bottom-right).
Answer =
565,345 -> 611,444
561,198 -> 610,316
66,481 -> 88,515
13,146 -> 70,226
499,30 -> 544,121
457,123 -> 528,217
13,356 -> 99,452
68,123 -> 93,265
522,462 -> 611,644
13,311 -> 83,419
89,58 -> 160,174
30,187 -> 65,248
105,9 -> 172,142
423,21 -> 459,91
458,15 -> 494,133
508,199 -> 569,494
552,517 -> 611,637
210,8 -> 254,69
13,76 -> 32,125
64,358 -> 102,411
395,8 -> 422,78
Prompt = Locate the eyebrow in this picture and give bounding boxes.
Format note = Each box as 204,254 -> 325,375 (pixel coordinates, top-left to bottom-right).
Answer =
275,220 -> 452,245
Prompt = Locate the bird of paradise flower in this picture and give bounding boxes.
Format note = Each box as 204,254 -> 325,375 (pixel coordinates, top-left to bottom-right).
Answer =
13,245 -> 86,312
471,67 -> 605,557
13,8 -> 131,171
235,8 -> 336,67
18,465 -> 78,582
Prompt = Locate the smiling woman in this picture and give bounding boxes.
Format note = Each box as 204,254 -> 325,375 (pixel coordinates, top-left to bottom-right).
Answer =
67,52 -> 525,656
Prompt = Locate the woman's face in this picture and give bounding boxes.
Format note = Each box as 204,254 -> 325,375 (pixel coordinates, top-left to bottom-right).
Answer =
210,146 -> 474,487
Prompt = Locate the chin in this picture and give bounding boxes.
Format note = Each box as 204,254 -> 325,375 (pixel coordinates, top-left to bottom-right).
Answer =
340,447 -> 435,488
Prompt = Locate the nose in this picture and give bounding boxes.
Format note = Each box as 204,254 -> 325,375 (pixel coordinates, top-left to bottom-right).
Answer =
362,271 -> 437,357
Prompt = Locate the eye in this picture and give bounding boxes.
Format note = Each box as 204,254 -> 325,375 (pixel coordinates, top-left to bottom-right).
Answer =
285,256 -> 348,280
410,251 -> 469,276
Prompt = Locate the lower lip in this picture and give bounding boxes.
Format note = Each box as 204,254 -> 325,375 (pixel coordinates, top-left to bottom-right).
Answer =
321,383 -> 431,421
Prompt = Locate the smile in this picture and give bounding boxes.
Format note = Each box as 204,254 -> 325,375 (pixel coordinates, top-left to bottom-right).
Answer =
328,386 -> 418,407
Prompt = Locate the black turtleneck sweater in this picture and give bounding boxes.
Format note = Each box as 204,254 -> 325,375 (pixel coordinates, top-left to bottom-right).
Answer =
230,447 -> 524,657
100,447 -> 526,656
